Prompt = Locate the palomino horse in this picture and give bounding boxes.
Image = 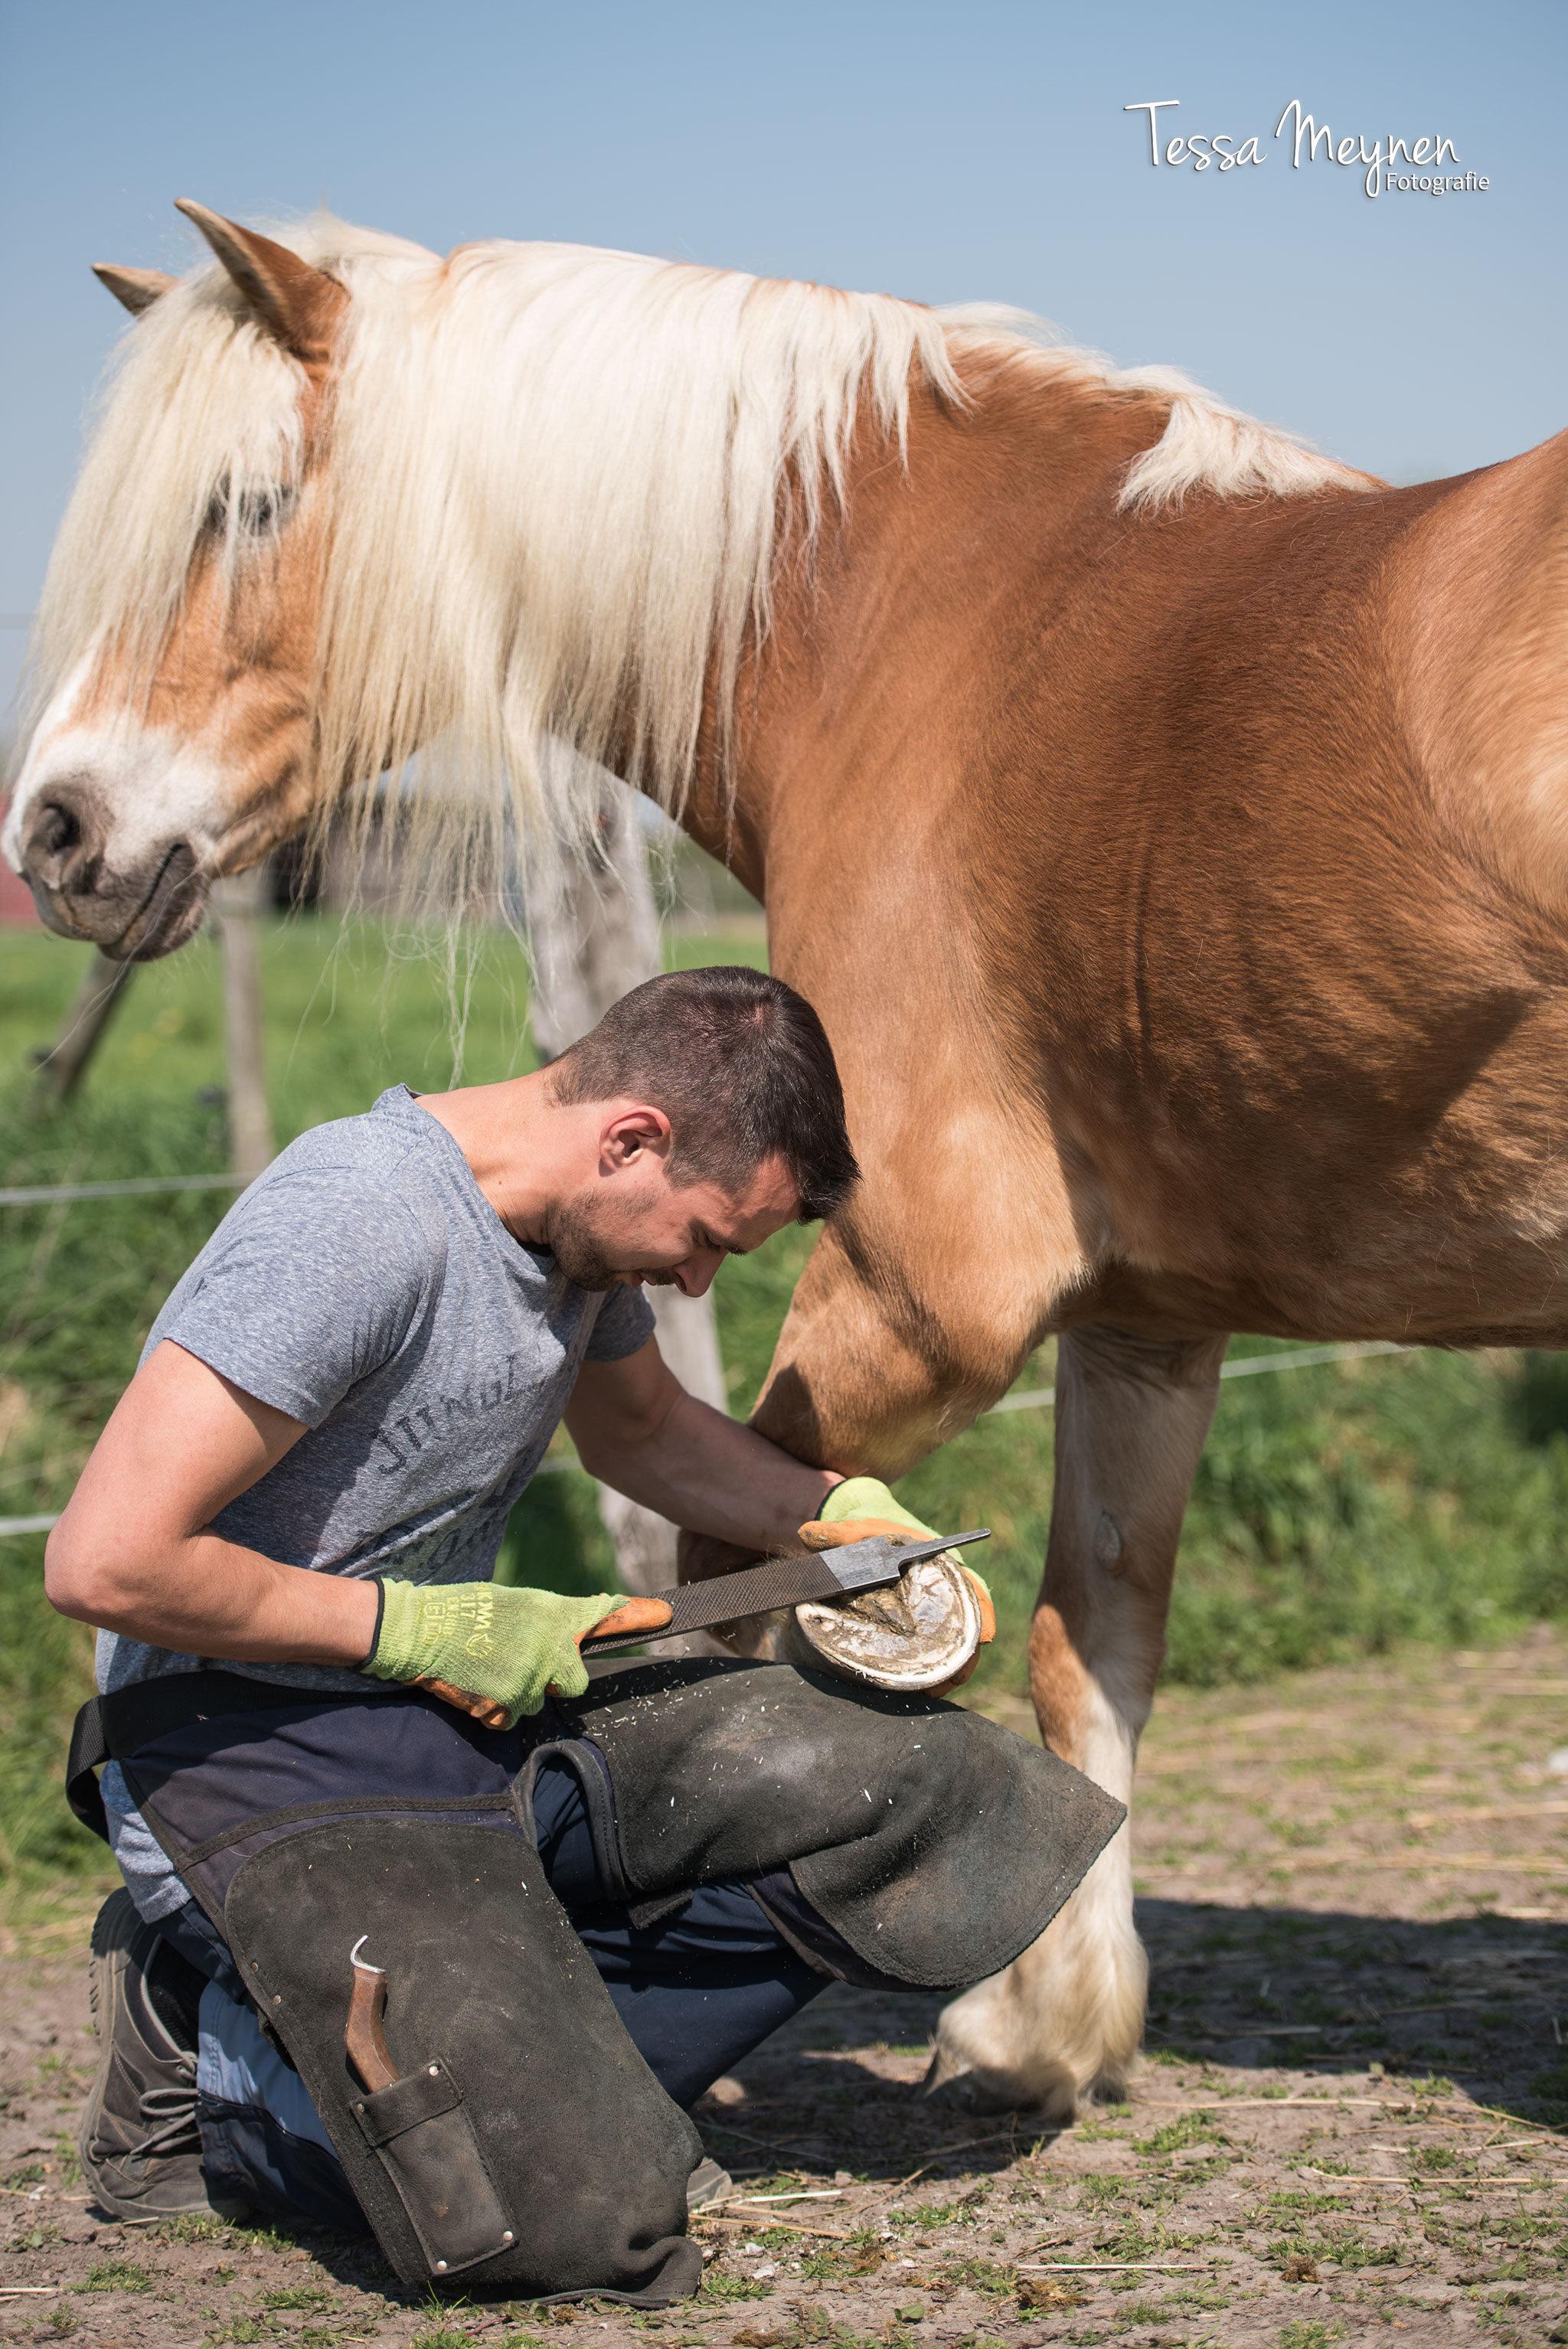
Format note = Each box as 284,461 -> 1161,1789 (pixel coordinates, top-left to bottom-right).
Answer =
10,204 -> 1566,2119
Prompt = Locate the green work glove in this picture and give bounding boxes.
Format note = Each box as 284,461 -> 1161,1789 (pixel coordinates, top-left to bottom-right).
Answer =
816,1475 -> 940,1541
364,1577 -> 619,1730
807,1477 -> 993,1616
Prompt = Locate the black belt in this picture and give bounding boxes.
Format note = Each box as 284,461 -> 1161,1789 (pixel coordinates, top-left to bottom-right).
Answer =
67,1671 -> 384,1844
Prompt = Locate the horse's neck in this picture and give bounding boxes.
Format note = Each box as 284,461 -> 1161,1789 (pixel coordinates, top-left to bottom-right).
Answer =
698,379 -> 1568,936
684,364 -> 1148,884
1392,426 -> 1568,920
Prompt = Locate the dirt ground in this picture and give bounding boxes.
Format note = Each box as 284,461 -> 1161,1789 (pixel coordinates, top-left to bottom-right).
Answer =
2,1632 -> 1565,2349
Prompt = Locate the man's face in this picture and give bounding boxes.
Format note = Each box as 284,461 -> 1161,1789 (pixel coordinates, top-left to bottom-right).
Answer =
546,1135 -> 801,1296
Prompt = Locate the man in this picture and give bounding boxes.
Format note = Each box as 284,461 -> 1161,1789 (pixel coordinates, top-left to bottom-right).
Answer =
52,965 -> 1121,2305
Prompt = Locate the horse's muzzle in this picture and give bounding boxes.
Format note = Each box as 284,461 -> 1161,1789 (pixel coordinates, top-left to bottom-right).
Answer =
18,784 -> 208,960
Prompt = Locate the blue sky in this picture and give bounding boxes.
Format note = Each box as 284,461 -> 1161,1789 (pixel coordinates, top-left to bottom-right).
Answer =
2,0 -> 1563,727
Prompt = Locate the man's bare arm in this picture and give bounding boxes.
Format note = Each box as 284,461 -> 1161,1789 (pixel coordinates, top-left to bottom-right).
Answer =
564,1338 -> 838,1550
45,1341 -> 380,1665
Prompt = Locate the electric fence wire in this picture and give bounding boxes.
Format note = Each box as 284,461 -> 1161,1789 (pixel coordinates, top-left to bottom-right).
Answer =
0,1338 -> 1419,1538
0,1173 -> 249,1206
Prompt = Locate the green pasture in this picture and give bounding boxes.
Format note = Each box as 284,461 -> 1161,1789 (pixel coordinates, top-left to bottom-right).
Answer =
2,913 -> 1567,1892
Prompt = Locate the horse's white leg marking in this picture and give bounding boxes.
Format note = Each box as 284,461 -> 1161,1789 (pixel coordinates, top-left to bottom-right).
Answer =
927,1322 -> 1227,2120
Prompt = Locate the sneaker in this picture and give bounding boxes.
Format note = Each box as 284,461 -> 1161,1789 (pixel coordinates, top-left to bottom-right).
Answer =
78,1889 -> 240,2221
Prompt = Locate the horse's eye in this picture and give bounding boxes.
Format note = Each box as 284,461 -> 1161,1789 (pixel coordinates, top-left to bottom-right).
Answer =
237,488 -> 279,533
205,482 -> 292,537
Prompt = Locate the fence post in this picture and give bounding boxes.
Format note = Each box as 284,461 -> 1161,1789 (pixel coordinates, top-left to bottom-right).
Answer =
526,772 -> 729,1604
30,950 -> 136,1105
213,870 -> 275,1182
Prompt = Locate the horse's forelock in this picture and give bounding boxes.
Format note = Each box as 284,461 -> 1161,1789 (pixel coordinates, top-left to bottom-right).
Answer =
28,214 -> 435,728
31,264 -> 305,728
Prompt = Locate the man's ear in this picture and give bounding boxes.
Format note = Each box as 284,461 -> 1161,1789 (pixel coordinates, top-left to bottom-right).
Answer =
599,1106 -> 673,1171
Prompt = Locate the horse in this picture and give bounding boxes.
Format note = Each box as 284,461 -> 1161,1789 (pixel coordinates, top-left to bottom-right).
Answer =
10,201 -> 1568,2119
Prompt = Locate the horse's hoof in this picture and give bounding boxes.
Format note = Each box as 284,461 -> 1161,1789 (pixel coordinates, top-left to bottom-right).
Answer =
790,1554 -> 981,1691
920,2042 -> 1078,2125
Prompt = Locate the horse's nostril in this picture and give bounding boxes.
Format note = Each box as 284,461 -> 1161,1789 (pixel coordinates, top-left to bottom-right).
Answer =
41,803 -> 83,858
23,787 -> 104,895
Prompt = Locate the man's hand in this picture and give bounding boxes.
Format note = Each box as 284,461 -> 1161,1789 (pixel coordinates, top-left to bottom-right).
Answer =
799,1474 -> 941,1547
364,1579 -> 626,1729
799,1476 -> 995,1641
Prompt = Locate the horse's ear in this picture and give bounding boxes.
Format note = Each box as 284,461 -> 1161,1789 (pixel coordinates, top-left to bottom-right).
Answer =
174,199 -> 341,361
93,264 -> 178,318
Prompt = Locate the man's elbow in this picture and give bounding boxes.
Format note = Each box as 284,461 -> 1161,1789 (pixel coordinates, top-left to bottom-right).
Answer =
567,1403 -> 671,1482
567,1365 -> 688,1475
44,1521 -> 132,1625
567,1424 -> 627,1484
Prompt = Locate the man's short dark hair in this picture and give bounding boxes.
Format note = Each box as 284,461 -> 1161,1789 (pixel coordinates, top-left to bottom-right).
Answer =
547,967 -> 860,1222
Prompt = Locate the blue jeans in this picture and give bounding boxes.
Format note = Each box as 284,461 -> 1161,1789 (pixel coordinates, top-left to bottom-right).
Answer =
162,1759 -> 826,2230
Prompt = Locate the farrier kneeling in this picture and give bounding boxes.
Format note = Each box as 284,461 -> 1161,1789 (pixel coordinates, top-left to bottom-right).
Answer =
49,969 -> 1119,2302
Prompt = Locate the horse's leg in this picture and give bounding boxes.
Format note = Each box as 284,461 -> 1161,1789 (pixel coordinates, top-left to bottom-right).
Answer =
926,1322 -> 1227,2120
676,1197 -> 1060,1651
678,1214 -> 1021,1656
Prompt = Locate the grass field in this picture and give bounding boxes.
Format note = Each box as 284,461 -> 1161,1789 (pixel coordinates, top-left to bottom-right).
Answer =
2,913 -> 1567,1896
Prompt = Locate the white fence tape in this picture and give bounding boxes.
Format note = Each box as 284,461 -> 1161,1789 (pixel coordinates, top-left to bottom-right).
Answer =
0,1174 -> 249,1207
0,1338 -> 1425,1540
985,1337 -> 1416,1415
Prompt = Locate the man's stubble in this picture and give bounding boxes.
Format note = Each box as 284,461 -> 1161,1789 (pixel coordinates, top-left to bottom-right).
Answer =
544,1191 -> 681,1294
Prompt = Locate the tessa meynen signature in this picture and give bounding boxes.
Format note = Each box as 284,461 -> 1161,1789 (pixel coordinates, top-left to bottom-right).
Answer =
1125,99 -> 1489,199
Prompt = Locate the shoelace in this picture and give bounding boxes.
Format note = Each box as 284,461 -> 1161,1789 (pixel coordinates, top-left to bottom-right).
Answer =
126,2084 -> 202,2163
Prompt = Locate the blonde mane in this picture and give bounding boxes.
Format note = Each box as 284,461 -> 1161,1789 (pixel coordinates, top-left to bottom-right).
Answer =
32,216 -> 1367,903
940,311 -> 1370,510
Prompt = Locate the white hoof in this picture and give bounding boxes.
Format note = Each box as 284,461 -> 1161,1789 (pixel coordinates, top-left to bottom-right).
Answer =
922,2034 -> 1079,2124
924,1835 -> 1147,2122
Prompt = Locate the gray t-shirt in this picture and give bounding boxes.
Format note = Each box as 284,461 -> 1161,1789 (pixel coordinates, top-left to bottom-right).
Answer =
101,1083 -> 655,1916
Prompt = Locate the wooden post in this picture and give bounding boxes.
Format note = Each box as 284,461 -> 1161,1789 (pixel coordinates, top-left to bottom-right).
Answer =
213,870 -> 275,1181
31,949 -> 136,1104
526,769 -> 729,1601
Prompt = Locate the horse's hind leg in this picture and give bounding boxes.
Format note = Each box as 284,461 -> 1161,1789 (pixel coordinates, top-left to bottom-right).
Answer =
926,1321 -> 1227,2121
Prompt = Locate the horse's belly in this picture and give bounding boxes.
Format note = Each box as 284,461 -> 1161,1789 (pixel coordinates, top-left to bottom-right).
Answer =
1060,1243 -> 1568,1351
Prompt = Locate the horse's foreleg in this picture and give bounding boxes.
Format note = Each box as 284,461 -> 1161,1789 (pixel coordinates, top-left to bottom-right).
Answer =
675,1214 -> 1044,1653
926,1322 -> 1227,2120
